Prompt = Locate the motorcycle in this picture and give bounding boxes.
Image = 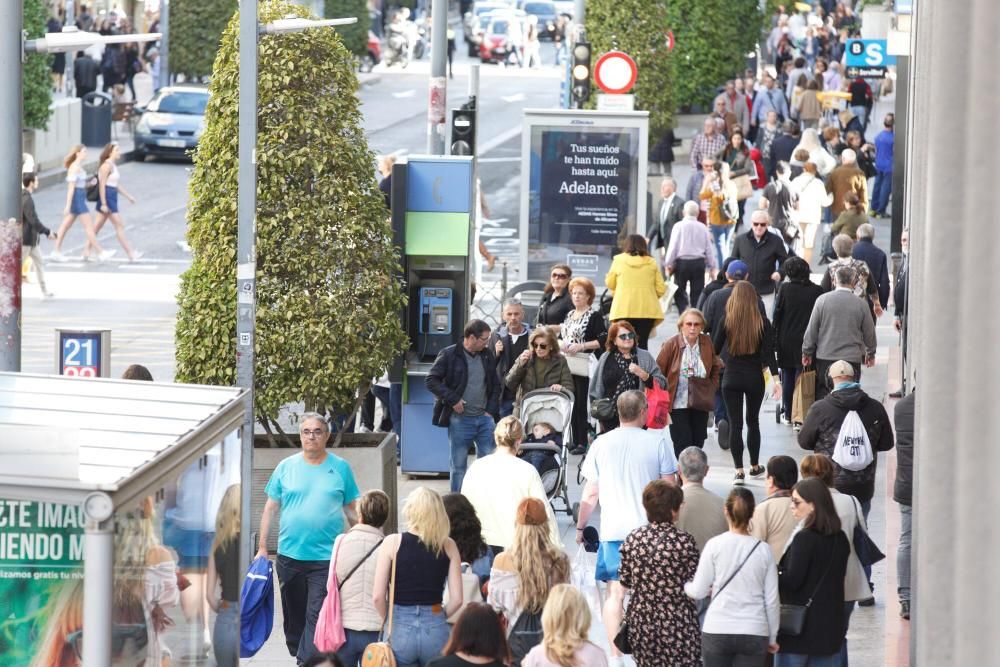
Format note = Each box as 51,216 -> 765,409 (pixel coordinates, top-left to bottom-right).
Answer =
384,24 -> 410,68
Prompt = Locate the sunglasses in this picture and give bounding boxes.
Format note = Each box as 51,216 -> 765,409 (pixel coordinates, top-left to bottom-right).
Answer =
551,273 -> 569,279
752,222 -> 768,228
532,343 -> 548,350
617,332 -> 636,340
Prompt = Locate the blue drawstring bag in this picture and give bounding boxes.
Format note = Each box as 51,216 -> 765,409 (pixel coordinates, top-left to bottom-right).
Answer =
240,555 -> 274,657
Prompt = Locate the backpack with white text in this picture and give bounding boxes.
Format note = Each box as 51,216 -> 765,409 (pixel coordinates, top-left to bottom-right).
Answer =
831,410 -> 873,471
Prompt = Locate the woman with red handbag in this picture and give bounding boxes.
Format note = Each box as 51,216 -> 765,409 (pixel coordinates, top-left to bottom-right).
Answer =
655,308 -> 723,458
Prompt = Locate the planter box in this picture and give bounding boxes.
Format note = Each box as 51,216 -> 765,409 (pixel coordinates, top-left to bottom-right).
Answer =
252,432 -> 399,554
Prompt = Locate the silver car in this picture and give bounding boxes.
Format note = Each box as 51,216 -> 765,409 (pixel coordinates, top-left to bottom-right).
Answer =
134,85 -> 209,160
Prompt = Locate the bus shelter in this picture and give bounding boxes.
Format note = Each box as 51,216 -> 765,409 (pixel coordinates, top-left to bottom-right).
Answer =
0,372 -> 245,666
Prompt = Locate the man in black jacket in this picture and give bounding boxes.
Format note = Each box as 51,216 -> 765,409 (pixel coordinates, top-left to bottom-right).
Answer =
73,51 -> 99,98
730,209 -> 789,297
21,173 -> 55,298
426,319 -> 501,491
893,389 -> 915,619
798,360 -> 894,598
769,121 -> 800,171
488,300 -> 532,417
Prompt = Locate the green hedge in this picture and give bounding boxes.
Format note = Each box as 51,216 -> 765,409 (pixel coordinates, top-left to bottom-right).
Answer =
169,0 -> 237,80
23,0 -> 52,131
176,0 -> 407,429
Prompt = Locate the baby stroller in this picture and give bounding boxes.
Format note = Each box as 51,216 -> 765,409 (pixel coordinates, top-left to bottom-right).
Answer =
516,388 -> 573,515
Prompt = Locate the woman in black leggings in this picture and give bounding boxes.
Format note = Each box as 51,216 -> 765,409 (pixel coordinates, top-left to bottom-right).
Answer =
712,282 -> 781,485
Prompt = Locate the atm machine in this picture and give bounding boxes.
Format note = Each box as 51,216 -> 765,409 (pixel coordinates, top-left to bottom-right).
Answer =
391,155 -> 474,475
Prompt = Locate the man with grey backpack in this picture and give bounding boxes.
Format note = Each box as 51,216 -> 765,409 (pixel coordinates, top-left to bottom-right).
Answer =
797,360 -> 894,603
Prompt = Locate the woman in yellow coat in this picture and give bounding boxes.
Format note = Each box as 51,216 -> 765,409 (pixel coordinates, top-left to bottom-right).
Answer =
605,234 -> 666,349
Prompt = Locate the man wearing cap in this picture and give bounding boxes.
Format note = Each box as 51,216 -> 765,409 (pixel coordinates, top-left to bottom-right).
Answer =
576,390 -> 678,661
798,360 -> 894,602
801,265 -> 877,401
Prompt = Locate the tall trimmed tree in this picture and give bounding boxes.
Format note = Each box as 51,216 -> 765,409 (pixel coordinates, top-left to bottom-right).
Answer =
23,0 -> 53,131
175,0 -> 408,436
665,0 -> 764,108
584,0 -> 675,144
170,0 -> 238,80
324,0 -> 370,56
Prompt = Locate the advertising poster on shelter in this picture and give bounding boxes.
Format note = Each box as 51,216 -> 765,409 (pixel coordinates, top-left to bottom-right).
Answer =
526,122 -> 643,285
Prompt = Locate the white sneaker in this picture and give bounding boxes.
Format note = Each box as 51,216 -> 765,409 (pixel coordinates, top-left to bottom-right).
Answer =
98,249 -> 117,261
50,251 -> 67,262
129,251 -> 144,262
83,254 -> 96,262
42,291 -> 54,299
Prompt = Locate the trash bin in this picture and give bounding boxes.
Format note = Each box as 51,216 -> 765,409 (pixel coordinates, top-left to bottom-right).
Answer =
81,92 -> 113,147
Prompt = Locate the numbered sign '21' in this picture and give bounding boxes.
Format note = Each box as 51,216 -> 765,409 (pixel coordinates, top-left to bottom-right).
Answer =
56,330 -> 111,378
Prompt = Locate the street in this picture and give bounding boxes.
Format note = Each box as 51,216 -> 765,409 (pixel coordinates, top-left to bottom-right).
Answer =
22,43 -> 563,380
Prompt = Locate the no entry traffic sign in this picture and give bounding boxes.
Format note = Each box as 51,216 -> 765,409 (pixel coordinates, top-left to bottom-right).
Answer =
593,51 -> 638,95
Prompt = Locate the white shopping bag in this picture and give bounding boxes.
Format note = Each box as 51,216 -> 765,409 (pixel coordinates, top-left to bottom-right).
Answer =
831,410 -> 873,471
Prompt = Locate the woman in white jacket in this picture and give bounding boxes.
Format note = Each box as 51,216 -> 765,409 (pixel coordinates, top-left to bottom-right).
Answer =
791,128 -> 837,177
790,162 -> 833,263
798,455 -> 872,667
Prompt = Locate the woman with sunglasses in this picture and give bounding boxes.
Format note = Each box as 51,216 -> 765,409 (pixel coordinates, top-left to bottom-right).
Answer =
589,321 -> 667,432
605,235 -> 666,350
776,478 -> 850,666
504,328 -> 574,414
536,264 -> 573,327
559,276 -> 607,455
712,281 -> 781,484
655,308 -> 723,458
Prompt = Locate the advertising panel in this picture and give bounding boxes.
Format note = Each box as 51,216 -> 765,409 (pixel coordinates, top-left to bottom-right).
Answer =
521,109 -> 649,287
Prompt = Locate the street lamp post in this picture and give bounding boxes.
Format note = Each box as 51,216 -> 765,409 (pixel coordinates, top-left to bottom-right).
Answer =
235,4 -> 357,577
0,19 -> 159,374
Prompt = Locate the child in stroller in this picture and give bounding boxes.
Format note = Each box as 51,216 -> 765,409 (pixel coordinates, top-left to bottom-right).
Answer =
519,421 -> 562,482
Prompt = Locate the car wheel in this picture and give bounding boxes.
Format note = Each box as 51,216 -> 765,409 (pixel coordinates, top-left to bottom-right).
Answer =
468,43 -> 478,57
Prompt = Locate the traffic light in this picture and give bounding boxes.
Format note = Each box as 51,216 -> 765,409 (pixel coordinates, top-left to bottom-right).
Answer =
571,41 -> 592,107
450,99 -> 477,156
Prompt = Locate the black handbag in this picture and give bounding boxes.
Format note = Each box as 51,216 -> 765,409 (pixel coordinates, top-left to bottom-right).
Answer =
851,498 -> 885,567
590,398 -> 615,421
779,546 -> 837,637
85,176 -> 100,202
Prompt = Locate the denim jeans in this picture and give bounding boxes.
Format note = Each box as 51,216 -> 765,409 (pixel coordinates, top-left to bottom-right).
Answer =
447,413 -> 496,491
276,555 -> 330,662
390,604 -> 451,667
898,503 -> 912,602
390,382 -> 403,456
213,603 -> 240,667
872,169 -> 892,214
775,652 -> 841,667
710,223 -> 736,269
337,628 -> 381,667
701,633 -> 768,667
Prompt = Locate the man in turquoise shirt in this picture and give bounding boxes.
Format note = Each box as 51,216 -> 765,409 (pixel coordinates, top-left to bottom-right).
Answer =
258,413 -> 361,662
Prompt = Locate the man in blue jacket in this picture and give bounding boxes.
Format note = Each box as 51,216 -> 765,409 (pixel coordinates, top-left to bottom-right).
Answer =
871,114 -> 894,217
426,319 -> 501,491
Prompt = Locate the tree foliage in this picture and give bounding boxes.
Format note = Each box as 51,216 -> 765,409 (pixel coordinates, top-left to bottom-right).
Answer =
176,0 -> 408,432
584,0 -> 675,143
23,0 -> 53,131
665,0 -> 764,108
170,0 -> 237,80
325,0 -> 370,56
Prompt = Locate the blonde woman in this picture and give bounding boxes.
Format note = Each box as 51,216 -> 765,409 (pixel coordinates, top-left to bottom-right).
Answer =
461,417 -> 560,552
523,584 -> 607,667
488,497 -> 570,665
207,484 -> 241,667
86,142 -> 142,261
372,487 -> 464,667
52,144 -> 114,261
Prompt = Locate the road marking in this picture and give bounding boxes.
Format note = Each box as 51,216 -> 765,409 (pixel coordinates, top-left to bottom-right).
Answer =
501,92 -> 525,103
392,89 -> 416,98
118,264 -> 160,270
152,204 -> 187,220
479,125 -> 521,156
478,156 -> 520,163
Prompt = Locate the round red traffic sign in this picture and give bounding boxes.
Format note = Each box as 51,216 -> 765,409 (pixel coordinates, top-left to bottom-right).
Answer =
593,51 -> 638,95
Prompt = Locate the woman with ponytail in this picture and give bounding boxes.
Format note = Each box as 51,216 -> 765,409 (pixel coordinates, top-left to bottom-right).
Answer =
461,417 -> 559,553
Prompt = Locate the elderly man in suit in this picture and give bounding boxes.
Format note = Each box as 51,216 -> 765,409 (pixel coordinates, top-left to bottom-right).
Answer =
647,176 -> 685,264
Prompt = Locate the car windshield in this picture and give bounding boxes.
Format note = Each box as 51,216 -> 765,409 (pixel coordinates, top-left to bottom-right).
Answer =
150,92 -> 208,115
490,20 -> 509,33
524,2 -> 554,13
